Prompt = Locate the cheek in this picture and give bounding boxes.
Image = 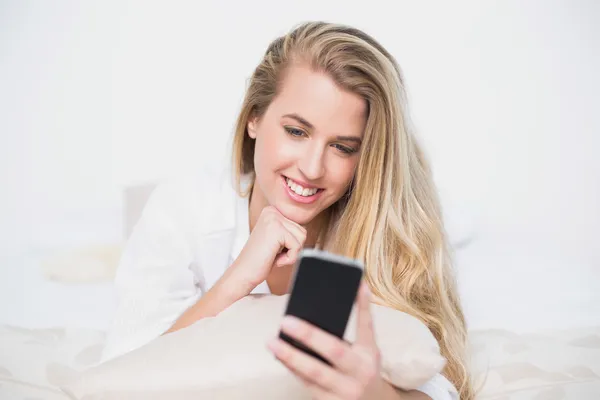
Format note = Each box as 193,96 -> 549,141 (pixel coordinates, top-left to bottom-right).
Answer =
327,157 -> 358,191
257,130 -> 297,167
254,128 -> 288,173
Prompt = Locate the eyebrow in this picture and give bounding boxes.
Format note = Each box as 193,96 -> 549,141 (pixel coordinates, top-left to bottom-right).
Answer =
282,113 -> 363,144
283,113 -> 314,129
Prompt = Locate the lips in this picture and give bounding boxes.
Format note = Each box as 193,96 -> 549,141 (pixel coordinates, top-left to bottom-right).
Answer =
285,177 -> 321,197
282,175 -> 324,204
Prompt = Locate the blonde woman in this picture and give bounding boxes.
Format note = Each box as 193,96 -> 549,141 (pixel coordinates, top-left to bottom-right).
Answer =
103,21 -> 473,399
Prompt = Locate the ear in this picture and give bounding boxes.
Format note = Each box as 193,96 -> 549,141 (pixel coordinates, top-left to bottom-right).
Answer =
247,117 -> 258,139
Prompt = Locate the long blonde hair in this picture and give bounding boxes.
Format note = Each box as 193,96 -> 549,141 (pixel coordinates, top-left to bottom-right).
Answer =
231,21 -> 473,399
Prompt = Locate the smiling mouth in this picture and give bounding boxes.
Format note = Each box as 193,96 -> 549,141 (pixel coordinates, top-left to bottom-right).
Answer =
283,176 -> 323,197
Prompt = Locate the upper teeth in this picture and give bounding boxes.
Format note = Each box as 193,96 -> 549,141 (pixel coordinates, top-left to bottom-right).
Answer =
286,178 -> 319,197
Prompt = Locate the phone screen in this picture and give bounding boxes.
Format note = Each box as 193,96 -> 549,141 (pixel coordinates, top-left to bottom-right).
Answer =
279,249 -> 363,365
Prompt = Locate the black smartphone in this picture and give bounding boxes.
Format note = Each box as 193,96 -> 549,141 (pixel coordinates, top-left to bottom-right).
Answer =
279,248 -> 364,365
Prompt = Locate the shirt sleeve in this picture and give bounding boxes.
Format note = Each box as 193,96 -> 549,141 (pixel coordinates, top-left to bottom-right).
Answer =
415,373 -> 459,400
101,181 -> 201,362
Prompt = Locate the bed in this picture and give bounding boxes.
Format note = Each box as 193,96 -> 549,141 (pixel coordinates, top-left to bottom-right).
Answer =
0,250 -> 113,400
2,320 -> 599,399
2,184 -> 599,399
2,253 -> 598,399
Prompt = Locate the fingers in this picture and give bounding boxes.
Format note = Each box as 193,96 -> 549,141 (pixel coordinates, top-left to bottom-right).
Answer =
275,229 -> 302,267
274,214 -> 307,267
280,217 -> 307,243
279,316 -> 366,378
264,205 -> 307,244
267,337 -> 356,399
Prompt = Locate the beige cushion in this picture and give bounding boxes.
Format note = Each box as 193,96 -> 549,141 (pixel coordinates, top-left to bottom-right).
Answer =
61,294 -> 445,399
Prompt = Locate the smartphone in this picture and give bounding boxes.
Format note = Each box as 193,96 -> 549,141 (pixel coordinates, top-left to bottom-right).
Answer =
279,248 -> 364,365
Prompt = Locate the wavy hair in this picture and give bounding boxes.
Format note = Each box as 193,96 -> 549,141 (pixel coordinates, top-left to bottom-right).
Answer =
231,21 -> 473,399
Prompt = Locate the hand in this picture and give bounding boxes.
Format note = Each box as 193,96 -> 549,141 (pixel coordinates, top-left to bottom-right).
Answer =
228,205 -> 307,290
268,281 -> 388,400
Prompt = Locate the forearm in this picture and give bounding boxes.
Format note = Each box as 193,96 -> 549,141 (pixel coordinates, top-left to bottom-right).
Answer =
164,266 -> 253,334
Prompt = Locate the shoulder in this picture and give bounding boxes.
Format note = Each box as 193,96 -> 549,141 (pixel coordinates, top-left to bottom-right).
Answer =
141,165 -> 240,236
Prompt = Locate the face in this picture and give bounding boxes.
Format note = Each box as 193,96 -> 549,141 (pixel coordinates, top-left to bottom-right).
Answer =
247,64 -> 367,226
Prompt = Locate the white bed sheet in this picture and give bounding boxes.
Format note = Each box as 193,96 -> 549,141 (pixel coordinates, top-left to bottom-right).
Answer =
0,249 -> 112,399
0,324 -> 104,400
1,239 -> 599,399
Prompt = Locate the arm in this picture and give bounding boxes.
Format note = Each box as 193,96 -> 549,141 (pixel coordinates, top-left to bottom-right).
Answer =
102,181 -> 201,362
164,259 -> 253,333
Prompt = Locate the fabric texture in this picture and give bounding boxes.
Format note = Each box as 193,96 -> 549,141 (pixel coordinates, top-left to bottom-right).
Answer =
2,322 -> 598,399
0,324 -> 105,400
470,326 -> 600,399
61,294 -> 447,399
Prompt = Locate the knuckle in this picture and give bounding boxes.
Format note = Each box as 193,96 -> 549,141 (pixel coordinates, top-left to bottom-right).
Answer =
265,214 -> 281,228
362,358 -> 378,383
371,348 -> 382,364
299,231 -> 307,242
307,366 -> 323,382
291,241 -> 302,252
329,343 -> 347,362
365,365 -> 377,382
261,205 -> 273,216
298,323 -> 312,341
263,206 -> 279,219
278,346 -> 290,362
260,209 -> 274,222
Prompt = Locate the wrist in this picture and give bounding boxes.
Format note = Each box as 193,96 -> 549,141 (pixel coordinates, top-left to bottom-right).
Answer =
218,264 -> 259,300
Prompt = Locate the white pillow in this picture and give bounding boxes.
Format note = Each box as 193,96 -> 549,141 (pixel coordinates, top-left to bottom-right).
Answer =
61,294 -> 445,400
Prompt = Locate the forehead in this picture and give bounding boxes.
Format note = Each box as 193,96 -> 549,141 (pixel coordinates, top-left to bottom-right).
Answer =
268,64 -> 367,137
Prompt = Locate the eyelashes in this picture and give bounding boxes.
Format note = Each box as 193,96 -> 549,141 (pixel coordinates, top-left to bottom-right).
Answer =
332,144 -> 356,154
284,126 -> 305,137
283,126 -> 358,155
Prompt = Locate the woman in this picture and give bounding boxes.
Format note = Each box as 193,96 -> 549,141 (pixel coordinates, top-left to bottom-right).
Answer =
103,21 -> 473,399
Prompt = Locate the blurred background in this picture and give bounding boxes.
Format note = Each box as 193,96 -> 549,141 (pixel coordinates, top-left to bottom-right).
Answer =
1,0 -> 599,334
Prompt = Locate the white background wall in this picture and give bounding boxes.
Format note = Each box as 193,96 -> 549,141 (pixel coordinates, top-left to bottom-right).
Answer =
1,0 -> 598,331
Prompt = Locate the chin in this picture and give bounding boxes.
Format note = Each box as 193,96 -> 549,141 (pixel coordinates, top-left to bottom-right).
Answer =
275,203 -> 318,226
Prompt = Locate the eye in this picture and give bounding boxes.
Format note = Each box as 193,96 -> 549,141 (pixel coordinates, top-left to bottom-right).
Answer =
284,126 -> 306,137
332,143 -> 357,155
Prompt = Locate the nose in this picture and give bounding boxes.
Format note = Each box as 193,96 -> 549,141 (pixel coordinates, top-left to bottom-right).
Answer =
297,144 -> 325,181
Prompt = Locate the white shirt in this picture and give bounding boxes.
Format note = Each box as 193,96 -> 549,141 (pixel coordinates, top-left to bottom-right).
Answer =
102,167 -> 458,399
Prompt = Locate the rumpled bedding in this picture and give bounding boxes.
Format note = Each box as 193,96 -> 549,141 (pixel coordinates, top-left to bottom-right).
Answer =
1,324 -> 599,399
